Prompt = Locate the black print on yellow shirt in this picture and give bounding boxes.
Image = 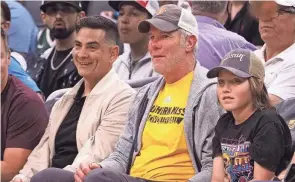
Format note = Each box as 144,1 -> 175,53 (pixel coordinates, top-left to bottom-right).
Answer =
148,106 -> 185,124
147,115 -> 183,124
150,105 -> 185,116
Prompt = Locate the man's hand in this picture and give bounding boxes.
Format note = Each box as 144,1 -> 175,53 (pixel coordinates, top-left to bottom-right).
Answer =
74,163 -> 101,182
11,177 -> 23,182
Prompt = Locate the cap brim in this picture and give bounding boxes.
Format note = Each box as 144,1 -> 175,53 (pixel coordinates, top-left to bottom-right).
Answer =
274,0 -> 295,7
207,66 -> 251,78
108,1 -> 121,11
40,2 -> 81,12
40,2 -> 55,11
138,18 -> 179,33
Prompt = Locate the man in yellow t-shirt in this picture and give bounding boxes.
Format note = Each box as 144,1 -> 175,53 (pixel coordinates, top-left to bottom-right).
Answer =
130,71 -> 195,181
35,4 -> 224,182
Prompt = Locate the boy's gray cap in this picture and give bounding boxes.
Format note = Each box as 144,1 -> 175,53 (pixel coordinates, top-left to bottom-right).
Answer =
207,49 -> 265,81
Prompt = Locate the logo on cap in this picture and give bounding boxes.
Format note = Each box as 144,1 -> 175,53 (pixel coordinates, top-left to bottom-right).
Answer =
136,0 -> 149,8
156,6 -> 167,15
288,120 -> 295,129
224,53 -> 245,62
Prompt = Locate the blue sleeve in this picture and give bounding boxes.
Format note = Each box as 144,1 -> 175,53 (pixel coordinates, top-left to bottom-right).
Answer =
6,0 -> 38,54
8,58 -> 41,92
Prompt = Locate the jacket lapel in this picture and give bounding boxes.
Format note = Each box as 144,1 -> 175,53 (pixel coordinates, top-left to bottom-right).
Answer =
183,63 -> 217,172
75,69 -> 119,148
48,80 -> 83,158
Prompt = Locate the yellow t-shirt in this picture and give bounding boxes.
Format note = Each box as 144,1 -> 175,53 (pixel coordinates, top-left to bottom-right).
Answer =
130,72 -> 195,182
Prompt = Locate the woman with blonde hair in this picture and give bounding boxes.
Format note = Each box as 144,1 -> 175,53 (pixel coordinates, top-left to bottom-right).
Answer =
208,49 -> 292,182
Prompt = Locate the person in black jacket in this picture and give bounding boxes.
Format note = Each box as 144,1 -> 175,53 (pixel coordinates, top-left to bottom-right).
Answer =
28,1 -> 85,99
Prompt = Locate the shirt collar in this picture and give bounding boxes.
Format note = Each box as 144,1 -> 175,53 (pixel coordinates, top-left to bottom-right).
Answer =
256,43 -> 295,64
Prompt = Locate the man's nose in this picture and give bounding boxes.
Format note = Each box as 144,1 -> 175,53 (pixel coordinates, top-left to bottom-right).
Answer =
77,47 -> 89,58
55,10 -> 63,18
149,39 -> 161,51
120,14 -> 129,24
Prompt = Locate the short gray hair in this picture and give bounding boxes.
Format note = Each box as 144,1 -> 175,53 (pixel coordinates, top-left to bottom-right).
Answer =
191,0 -> 227,15
178,28 -> 198,53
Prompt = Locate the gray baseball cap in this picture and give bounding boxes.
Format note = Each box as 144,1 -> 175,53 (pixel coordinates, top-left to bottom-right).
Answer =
207,49 -> 265,81
138,4 -> 198,36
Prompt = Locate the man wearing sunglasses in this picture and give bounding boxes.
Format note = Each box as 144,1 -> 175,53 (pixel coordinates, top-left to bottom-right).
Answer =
28,1 -> 85,99
250,0 -> 295,105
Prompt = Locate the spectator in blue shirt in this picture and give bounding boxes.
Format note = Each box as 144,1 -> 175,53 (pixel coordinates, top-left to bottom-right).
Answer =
5,0 -> 38,54
8,56 -> 40,93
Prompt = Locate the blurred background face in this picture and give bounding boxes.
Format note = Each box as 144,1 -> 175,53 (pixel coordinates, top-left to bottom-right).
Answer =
1,36 -> 10,90
73,28 -> 118,81
43,3 -> 79,39
118,3 -> 149,44
251,1 -> 295,44
217,70 -> 253,113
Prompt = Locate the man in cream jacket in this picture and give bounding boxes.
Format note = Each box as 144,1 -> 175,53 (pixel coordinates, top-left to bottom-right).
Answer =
12,16 -> 135,182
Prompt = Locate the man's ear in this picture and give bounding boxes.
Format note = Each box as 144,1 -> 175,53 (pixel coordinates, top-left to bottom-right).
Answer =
2,21 -> 10,33
40,11 -> 46,24
110,45 -> 119,64
185,35 -> 197,52
78,11 -> 86,19
7,49 -> 11,65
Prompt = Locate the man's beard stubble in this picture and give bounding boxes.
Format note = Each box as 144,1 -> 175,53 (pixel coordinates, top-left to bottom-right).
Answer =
50,26 -> 75,40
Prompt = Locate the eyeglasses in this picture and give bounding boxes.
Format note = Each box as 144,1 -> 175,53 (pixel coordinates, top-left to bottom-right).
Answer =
250,4 -> 295,20
258,10 -> 294,20
45,4 -> 77,16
